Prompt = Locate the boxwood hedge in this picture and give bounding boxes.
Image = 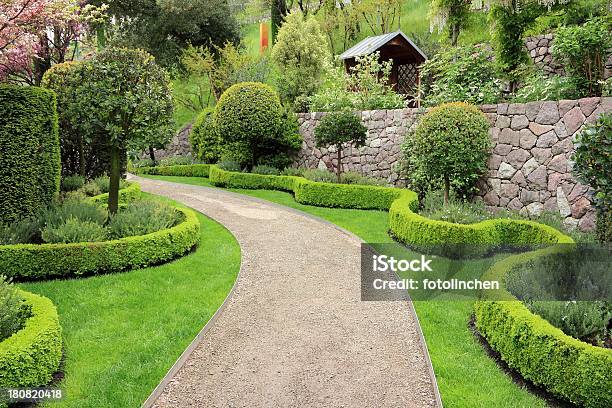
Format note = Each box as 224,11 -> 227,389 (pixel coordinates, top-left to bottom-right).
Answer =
0,290 -> 62,390
132,164 -> 211,178
88,181 -> 142,205
0,206 -> 200,281
206,166 -> 610,405
0,86 -> 61,224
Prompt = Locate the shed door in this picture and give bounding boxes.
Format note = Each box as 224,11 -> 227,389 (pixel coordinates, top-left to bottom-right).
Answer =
397,63 -> 419,97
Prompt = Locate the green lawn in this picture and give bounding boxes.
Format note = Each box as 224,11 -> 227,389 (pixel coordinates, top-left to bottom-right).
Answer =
141,174 -> 546,408
19,195 -> 241,408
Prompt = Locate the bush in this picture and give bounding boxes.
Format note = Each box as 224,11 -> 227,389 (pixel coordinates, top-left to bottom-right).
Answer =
271,11 -> 331,103
419,46 -> 502,106
0,289 -> 62,389
512,72 -> 580,103
41,217 -> 108,244
215,82 -> 293,169
190,107 -> 222,163
217,161 -> 242,172
80,181 -> 102,197
314,111 -> 367,181
281,167 -> 304,177
130,158 -> 155,169
107,201 -> 181,239
61,175 -> 85,192
0,277 -> 32,342
573,112 -> 611,242
340,171 -> 386,186
0,86 -> 61,224
0,217 -> 42,245
159,155 -> 195,167
302,168 -> 337,183
251,165 -> 281,176
0,206 -> 200,280
86,176 -> 128,195
421,190 -> 489,224
402,102 -> 491,202
41,200 -> 108,228
553,16 -> 612,96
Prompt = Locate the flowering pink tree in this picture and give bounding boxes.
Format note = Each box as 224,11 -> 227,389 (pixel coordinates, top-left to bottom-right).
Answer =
0,0 -> 87,84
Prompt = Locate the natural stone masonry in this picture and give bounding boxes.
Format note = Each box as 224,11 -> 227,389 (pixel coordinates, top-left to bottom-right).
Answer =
296,97 -> 611,232
131,176 -> 439,408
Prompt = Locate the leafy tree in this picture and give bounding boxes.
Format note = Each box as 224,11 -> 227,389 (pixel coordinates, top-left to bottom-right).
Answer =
402,102 -> 491,205
271,0 -> 289,44
573,112 -> 611,242
271,11 -> 331,104
71,48 -> 173,213
356,0 -> 404,35
419,45 -> 502,106
314,111 -> 367,182
95,0 -> 240,67
429,0 -> 472,46
553,16 -> 611,96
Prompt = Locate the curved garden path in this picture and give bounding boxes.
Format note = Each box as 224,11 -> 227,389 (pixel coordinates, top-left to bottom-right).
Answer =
130,175 -> 440,408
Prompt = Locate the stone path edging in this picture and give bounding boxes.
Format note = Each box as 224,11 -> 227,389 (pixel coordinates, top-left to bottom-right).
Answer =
131,175 -> 441,408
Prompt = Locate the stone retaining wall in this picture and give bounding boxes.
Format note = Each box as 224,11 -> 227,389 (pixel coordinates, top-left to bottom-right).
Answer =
295,97 -> 611,231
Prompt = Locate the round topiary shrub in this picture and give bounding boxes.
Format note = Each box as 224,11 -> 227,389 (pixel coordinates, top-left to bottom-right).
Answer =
402,102 -> 491,203
214,82 -> 283,168
190,107 -> 222,164
0,85 -> 61,224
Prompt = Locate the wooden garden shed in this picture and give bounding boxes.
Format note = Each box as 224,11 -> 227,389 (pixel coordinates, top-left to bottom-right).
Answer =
338,30 -> 427,99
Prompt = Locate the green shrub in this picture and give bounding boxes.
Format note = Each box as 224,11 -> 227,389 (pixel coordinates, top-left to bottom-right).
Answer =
0,277 -> 32,342
159,155 -> 195,167
314,111 -> 367,182
61,175 -> 85,192
0,86 -> 61,224
340,171 -> 386,186
402,102 -> 491,202
419,45 -> 502,106
251,165 -> 281,176
130,158 -> 155,169
553,16 -> 612,96
512,72 -> 580,102
80,182 -> 102,197
0,218 -> 42,245
41,217 -> 108,244
0,207 -> 200,280
573,112 -> 611,242
107,201 -> 181,239
217,160 -> 242,172
215,82 -> 300,169
302,168 -> 337,183
41,200 -> 108,228
190,107 -> 222,163
281,167 -> 304,177
0,289 -> 62,389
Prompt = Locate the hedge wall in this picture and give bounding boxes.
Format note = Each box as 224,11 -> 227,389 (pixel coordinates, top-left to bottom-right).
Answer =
132,164 -> 211,178
0,290 -> 62,389
88,182 -> 141,205
207,166 -> 610,406
0,86 -> 61,224
0,206 -> 200,281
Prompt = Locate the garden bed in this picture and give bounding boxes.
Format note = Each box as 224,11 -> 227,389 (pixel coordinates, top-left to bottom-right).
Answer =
0,289 -> 62,390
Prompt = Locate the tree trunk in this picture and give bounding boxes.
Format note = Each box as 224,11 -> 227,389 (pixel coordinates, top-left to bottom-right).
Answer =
451,24 -> 460,47
443,175 -> 450,207
336,145 -> 342,183
148,146 -> 157,166
108,145 -> 120,215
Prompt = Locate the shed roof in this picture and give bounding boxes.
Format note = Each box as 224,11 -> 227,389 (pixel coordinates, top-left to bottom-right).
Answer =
338,30 -> 427,61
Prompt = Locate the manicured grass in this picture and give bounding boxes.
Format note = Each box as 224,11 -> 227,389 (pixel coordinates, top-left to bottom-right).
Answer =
19,194 -> 241,408
141,174 -> 546,408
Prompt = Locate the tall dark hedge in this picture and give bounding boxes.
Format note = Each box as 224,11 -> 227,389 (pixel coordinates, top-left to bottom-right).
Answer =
0,86 -> 61,224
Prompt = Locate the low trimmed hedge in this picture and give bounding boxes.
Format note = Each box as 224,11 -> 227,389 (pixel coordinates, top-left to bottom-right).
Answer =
475,248 -> 612,408
132,164 -> 211,178
0,290 -> 62,389
207,166 -> 610,405
0,206 -> 200,281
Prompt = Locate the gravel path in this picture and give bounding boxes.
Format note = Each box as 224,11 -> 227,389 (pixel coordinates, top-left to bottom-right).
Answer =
131,175 -> 440,408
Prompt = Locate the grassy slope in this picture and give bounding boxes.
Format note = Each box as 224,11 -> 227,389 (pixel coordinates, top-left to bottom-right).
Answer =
20,195 -> 241,408
141,174 -> 546,408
